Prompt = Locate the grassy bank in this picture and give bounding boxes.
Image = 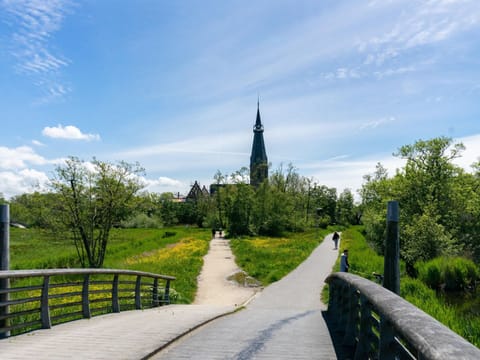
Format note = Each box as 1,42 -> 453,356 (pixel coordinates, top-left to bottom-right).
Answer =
10,227 -> 211,303
333,227 -> 480,347
230,228 -> 331,286
10,226 -> 333,302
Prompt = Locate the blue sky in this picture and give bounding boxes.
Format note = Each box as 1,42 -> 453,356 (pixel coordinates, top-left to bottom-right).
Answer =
1,0 -> 479,199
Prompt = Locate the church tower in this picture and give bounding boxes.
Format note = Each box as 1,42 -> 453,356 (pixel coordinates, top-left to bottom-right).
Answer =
250,101 -> 268,186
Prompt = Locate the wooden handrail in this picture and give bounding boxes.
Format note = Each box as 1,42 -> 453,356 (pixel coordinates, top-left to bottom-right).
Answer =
0,268 -> 175,338
325,272 -> 480,360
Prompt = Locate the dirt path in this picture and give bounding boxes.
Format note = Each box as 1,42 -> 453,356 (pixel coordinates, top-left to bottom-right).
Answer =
193,233 -> 260,306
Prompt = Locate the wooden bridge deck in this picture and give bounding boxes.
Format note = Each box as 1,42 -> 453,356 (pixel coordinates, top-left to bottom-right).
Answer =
0,235 -> 339,360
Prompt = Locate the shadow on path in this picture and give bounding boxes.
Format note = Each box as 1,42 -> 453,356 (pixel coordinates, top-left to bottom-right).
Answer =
322,310 -> 355,360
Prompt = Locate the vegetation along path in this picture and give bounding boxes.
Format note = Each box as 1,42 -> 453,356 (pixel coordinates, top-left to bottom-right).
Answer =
0,233 -> 338,359
154,233 -> 340,359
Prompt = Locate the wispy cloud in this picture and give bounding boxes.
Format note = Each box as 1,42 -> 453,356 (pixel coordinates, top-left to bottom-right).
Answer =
32,139 -> 45,146
360,0 -> 480,66
322,67 -> 364,81
42,124 -> 101,141
1,0 -> 74,102
359,116 -> 396,130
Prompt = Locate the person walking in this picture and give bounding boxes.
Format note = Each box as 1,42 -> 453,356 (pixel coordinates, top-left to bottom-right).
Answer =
332,232 -> 340,250
340,249 -> 349,272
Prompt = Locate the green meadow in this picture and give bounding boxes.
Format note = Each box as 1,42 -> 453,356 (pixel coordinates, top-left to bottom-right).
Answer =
8,226 -> 479,347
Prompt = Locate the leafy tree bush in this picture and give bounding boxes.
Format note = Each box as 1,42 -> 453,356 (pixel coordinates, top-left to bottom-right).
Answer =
50,157 -> 145,268
402,207 -> 453,273
360,137 -> 480,270
120,213 -> 162,229
416,257 -> 479,291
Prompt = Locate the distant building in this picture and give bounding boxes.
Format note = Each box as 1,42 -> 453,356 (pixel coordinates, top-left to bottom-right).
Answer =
185,181 -> 209,202
250,101 -> 268,186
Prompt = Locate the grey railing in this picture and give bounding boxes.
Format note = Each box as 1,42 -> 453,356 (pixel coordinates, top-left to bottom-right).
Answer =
325,272 -> 480,360
0,268 -> 175,338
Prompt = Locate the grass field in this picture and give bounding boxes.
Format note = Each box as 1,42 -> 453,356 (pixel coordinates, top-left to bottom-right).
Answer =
8,226 -> 480,346
230,228 -> 331,286
10,227 -> 211,303
10,226 -> 332,302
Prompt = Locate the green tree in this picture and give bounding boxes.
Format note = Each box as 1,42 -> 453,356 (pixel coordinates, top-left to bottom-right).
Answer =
360,137 -> 480,271
359,163 -> 394,252
10,192 -> 62,229
395,137 -> 463,222
159,192 -> 178,226
51,157 -> 145,268
336,189 -> 355,225
402,205 -> 454,274
224,168 -> 254,236
310,185 -> 337,228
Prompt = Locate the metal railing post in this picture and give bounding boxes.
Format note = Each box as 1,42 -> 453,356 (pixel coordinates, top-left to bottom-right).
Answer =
343,287 -> 359,347
384,201 -> 400,294
41,275 -> 51,329
135,276 -> 142,309
328,282 -> 341,328
152,278 -> 159,307
336,283 -> 349,333
164,279 -> 171,304
354,295 -> 373,360
0,204 -> 10,338
112,275 -> 120,313
379,317 -> 396,360
82,274 -> 91,318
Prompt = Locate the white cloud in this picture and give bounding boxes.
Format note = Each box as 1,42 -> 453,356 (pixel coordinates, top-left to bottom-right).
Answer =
0,168 -> 49,199
454,134 -> 480,169
42,125 -> 100,141
0,146 -> 48,169
144,176 -> 184,191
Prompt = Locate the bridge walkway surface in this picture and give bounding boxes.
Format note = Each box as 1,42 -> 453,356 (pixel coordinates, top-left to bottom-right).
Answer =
0,234 -> 339,359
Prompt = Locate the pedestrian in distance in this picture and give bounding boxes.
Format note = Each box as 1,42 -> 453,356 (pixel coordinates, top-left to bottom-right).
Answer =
340,249 -> 349,272
332,231 -> 340,250
211,228 -> 216,239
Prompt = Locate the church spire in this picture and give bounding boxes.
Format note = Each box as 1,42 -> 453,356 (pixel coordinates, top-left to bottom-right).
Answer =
254,98 -> 263,130
250,100 -> 268,187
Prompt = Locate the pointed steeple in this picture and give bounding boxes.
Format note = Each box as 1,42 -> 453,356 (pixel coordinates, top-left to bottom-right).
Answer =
250,100 -> 268,186
254,99 -> 263,131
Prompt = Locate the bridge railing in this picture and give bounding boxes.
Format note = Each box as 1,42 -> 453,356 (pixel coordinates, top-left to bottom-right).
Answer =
0,268 -> 175,338
325,272 -> 480,360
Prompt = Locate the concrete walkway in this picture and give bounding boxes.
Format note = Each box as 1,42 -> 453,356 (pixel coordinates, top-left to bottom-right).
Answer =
154,233 -> 339,359
0,304 -> 237,360
0,234 -> 339,359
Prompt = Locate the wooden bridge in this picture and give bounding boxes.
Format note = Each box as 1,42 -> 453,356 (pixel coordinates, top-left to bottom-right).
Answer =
1,237 -> 479,359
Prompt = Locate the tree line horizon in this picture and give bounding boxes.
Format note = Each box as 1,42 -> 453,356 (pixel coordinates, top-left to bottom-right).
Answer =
2,136 -> 479,275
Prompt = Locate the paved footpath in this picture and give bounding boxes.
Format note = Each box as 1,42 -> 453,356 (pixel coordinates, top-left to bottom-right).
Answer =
154,234 -> 339,359
0,234 -> 339,359
0,304 -> 240,360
